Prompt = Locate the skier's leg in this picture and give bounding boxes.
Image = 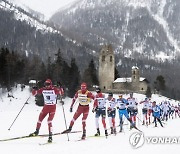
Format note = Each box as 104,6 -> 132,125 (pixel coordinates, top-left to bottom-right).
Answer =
154,117 -> 157,127
47,105 -> 56,134
69,106 -> 83,128
36,106 -> 49,130
82,106 -> 89,131
157,117 -> 163,127
81,106 -> 89,139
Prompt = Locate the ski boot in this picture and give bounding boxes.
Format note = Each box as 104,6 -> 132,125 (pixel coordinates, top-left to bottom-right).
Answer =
119,126 -> 123,132
62,126 -> 72,134
81,130 -> 86,140
95,128 -> 100,136
29,129 -> 39,137
48,133 -> 53,143
130,122 -> 136,130
105,129 -> 108,137
110,127 -> 113,134
114,128 -> 117,135
130,125 -> 133,130
159,121 -> 163,127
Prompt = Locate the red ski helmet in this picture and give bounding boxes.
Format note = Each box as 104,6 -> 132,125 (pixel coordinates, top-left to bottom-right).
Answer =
81,82 -> 87,91
44,79 -> 52,86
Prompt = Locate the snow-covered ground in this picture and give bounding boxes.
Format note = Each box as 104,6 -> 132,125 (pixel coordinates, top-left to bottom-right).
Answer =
0,85 -> 180,154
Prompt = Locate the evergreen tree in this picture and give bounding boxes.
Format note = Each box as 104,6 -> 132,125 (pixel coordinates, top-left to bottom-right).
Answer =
145,86 -> 152,98
68,58 -> 80,98
61,60 -> 71,87
52,49 -> 64,84
115,67 -> 120,80
155,75 -> 166,91
47,56 -> 53,79
52,48 -> 71,90
0,48 -> 26,88
82,59 -> 98,88
37,62 -> 47,82
0,48 -> 9,87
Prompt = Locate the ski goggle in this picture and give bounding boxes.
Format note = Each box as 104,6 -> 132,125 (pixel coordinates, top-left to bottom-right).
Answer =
45,82 -> 51,86
81,86 -> 87,90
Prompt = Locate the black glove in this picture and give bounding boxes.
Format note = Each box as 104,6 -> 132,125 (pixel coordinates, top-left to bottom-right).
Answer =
92,108 -> 97,113
107,108 -> 112,114
60,100 -> 64,105
70,107 -> 73,112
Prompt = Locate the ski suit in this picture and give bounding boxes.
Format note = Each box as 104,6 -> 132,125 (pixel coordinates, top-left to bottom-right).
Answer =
32,85 -> 64,133
93,92 -> 107,129
69,89 -> 94,131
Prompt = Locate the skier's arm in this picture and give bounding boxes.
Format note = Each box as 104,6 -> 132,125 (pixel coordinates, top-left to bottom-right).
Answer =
92,99 -> 98,112
59,87 -> 64,96
70,92 -> 78,108
32,88 -> 43,96
87,91 -> 95,100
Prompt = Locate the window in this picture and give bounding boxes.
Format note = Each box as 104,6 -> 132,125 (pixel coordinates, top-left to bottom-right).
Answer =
133,71 -> 135,75
110,56 -> 112,62
102,56 -> 105,61
141,88 -> 144,91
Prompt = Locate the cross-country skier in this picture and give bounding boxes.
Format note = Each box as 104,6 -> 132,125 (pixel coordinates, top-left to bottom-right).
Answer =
169,104 -> 175,119
140,97 -> 150,125
92,88 -> 108,137
147,98 -> 153,124
117,94 -> 135,132
127,93 -> 138,128
152,101 -> 163,127
106,92 -> 117,134
29,79 -> 64,143
161,101 -> 169,121
62,82 -> 94,140
175,105 -> 180,118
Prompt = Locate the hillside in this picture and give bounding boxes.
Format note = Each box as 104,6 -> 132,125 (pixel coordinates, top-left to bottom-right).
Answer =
51,0 -> 180,60
50,0 -> 180,98
0,0 -> 95,69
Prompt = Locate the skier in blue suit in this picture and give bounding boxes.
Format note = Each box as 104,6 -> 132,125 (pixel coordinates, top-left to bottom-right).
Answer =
117,94 -> 135,132
152,101 -> 163,127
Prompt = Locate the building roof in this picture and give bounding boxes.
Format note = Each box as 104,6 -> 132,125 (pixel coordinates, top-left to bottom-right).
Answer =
113,77 -> 146,83
132,66 -> 139,70
29,80 -> 36,84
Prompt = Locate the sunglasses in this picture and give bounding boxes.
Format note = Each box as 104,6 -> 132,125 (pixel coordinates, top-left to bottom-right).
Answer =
45,82 -> 51,86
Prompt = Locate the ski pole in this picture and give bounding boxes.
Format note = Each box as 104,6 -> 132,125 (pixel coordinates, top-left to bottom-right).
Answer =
136,116 -> 143,124
8,95 -> 31,131
61,97 -> 70,141
136,116 -> 148,127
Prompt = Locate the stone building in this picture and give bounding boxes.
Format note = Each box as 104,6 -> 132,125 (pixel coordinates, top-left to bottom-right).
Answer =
98,45 -> 149,94
99,44 -> 114,90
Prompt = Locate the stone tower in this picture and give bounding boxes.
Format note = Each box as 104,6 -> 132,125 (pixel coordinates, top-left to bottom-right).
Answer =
99,44 -> 115,90
131,66 -> 140,83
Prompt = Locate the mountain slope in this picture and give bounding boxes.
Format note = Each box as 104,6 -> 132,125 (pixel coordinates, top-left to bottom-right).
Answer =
50,0 -> 180,60
0,0 -> 96,69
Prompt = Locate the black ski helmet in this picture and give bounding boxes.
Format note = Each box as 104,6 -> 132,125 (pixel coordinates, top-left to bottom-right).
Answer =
108,92 -> 113,97
96,88 -> 101,93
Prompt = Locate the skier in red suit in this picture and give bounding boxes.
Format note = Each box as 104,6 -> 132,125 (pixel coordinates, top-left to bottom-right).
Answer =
29,79 -> 64,143
63,82 -> 94,139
